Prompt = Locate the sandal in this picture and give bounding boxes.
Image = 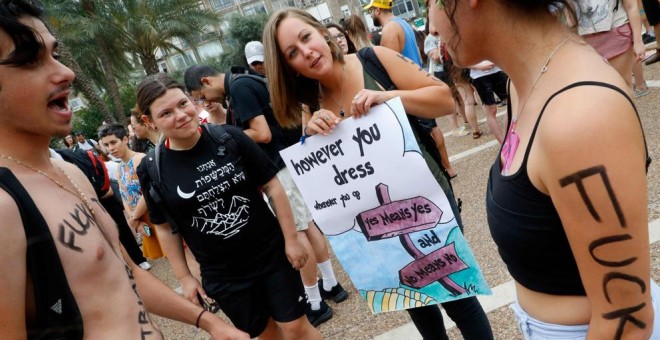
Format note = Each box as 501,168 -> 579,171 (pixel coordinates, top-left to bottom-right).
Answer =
472,131 -> 482,139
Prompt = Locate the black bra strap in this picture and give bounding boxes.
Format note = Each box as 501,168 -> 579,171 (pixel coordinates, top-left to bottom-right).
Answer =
521,81 -> 651,172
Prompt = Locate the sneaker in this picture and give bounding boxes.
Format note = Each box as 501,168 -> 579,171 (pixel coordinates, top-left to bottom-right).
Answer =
452,125 -> 470,137
139,261 -> 152,271
635,87 -> 650,98
306,301 -> 333,327
643,33 -> 656,45
318,279 -> 349,303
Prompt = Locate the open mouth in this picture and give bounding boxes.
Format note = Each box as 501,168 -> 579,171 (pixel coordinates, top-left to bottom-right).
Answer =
48,91 -> 71,114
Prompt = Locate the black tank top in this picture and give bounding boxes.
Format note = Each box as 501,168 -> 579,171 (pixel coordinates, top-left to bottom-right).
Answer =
487,81 -> 649,296
0,168 -> 83,339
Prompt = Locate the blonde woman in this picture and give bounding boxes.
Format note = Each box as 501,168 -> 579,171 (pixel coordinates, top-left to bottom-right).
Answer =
263,8 -> 493,340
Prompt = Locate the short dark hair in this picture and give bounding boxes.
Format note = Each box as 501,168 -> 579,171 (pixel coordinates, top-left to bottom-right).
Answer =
0,0 -> 47,67
98,123 -> 128,140
183,64 -> 220,92
136,73 -> 186,118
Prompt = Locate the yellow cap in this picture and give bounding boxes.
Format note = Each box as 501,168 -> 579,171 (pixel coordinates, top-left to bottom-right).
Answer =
364,0 -> 392,10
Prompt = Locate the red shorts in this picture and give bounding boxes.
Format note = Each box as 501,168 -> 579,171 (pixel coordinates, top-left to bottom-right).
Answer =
583,22 -> 633,60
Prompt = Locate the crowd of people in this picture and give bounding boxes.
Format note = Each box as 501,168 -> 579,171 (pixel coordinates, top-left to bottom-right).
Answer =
1,0 -> 659,338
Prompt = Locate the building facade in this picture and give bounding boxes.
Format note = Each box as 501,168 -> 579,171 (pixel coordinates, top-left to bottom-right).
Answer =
156,0 -> 420,73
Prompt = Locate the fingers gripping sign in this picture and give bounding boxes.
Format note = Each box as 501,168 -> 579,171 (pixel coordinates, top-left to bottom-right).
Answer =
307,109 -> 340,136
351,90 -> 391,117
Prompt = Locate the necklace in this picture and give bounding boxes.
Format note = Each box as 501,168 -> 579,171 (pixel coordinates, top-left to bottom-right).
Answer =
0,154 -> 97,217
321,64 -> 346,117
501,35 -> 571,175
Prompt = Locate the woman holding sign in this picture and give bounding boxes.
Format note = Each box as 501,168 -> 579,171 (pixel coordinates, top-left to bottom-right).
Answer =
263,8 -> 493,340
427,0 -> 659,339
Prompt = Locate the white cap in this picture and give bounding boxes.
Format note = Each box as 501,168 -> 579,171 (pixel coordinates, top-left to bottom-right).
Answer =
245,41 -> 264,65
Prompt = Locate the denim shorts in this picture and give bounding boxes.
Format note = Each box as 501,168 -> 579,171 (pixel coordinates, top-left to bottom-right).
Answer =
510,281 -> 660,339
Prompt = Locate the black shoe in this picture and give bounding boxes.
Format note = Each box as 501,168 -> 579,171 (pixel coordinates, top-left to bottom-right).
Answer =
645,51 -> 660,65
306,301 -> 333,327
643,33 -> 656,45
318,279 -> 349,303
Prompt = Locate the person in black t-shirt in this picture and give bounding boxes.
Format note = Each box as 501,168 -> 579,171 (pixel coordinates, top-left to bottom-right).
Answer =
135,73 -> 321,339
185,64 -> 348,327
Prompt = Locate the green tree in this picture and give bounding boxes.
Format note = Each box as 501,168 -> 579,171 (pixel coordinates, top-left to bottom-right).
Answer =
44,0 -> 131,125
216,13 -> 269,70
110,0 -> 221,75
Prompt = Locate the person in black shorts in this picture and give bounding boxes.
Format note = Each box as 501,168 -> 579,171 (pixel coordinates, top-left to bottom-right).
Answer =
135,73 -> 321,339
470,63 -> 508,144
642,0 -> 660,64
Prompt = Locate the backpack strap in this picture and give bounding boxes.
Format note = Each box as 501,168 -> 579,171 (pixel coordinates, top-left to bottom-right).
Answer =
356,47 -> 396,91
0,168 -> 83,338
201,123 -> 239,156
146,144 -> 180,232
355,47 -> 450,182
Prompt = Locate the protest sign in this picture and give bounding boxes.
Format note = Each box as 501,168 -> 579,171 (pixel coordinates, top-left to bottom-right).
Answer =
280,98 -> 490,313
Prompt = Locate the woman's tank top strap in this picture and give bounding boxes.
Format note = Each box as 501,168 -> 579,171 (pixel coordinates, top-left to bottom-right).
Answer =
519,81 -> 650,172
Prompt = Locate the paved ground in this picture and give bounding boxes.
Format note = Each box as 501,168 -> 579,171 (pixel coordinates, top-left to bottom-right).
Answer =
147,61 -> 660,339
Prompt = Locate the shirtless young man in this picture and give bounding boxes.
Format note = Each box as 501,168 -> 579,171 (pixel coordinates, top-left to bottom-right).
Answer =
0,1 -> 248,339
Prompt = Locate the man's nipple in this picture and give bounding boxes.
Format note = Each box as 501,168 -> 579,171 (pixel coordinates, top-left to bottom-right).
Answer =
96,245 -> 105,260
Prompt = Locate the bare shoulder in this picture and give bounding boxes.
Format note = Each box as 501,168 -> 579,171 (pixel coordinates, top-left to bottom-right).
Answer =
133,152 -> 146,168
534,79 -> 646,186
0,186 -> 25,248
0,185 -> 27,337
52,158 -> 97,197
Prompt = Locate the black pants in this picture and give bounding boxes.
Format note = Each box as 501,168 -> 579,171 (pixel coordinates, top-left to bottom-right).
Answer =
100,182 -> 146,265
407,297 -> 493,340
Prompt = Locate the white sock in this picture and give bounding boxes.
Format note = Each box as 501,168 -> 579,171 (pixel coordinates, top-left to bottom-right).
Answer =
304,283 -> 322,310
317,260 -> 338,291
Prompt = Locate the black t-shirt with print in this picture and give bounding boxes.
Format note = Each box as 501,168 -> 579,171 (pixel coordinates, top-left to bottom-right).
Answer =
137,125 -> 286,281
228,77 -> 288,170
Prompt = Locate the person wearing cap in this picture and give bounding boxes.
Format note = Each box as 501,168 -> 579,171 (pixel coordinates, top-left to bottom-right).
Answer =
364,0 -> 423,66
245,41 -> 266,75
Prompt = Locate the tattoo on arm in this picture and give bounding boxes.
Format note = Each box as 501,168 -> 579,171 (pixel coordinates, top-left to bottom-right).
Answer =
395,53 -> 425,73
559,165 -> 626,227
589,234 -> 637,267
603,272 -> 646,304
559,166 -> 647,338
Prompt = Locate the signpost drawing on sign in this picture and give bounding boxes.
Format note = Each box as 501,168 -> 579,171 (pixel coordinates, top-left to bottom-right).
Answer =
279,97 -> 491,313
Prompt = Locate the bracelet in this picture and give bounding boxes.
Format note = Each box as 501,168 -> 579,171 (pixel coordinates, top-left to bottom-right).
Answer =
300,125 -> 311,144
195,309 -> 207,328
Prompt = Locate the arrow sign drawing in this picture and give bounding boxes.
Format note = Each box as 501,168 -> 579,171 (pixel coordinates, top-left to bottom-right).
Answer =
356,190 -> 443,241
357,183 -> 466,295
399,242 -> 468,289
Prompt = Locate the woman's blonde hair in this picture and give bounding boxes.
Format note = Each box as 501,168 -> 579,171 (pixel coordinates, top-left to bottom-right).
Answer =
263,8 -> 344,128
342,14 -> 373,50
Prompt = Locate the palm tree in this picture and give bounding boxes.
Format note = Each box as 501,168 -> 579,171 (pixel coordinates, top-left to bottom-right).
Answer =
109,0 -> 221,75
44,0 -> 130,125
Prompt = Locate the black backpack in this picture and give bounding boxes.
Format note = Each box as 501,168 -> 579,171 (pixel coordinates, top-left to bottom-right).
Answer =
56,148 -> 110,199
224,66 -> 270,126
143,124 -> 238,232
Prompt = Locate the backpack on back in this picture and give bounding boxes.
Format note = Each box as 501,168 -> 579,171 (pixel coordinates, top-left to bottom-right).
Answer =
144,124 -> 238,232
56,149 -> 111,198
223,66 -> 270,126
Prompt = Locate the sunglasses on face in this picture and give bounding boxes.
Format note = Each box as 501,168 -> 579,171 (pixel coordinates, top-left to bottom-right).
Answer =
250,61 -> 264,66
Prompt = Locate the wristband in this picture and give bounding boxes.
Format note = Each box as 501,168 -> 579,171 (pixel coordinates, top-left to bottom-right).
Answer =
195,309 -> 207,328
300,125 -> 311,144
